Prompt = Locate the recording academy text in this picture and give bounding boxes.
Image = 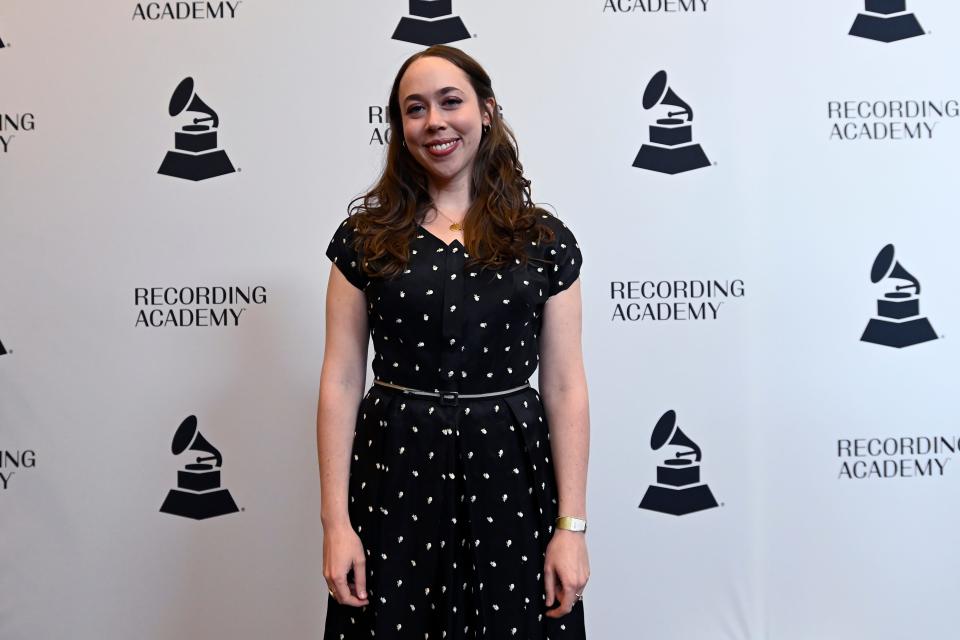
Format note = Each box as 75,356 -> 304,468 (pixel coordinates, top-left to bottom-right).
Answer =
610,279 -> 744,322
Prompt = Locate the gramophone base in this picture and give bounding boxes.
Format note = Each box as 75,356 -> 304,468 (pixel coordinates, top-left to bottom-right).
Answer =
160,488 -> 239,520
391,16 -> 470,46
158,149 -> 236,182
639,484 -> 718,516
633,144 -> 710,175
849,13 -> 924,43
861,316 -> 937,348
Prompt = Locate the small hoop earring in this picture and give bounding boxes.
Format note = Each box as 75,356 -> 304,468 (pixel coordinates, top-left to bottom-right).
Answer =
482,124 -> 491,135
401,139 -> 407,149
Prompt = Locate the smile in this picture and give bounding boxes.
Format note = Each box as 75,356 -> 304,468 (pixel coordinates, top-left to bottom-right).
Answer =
425,138 -> 461,156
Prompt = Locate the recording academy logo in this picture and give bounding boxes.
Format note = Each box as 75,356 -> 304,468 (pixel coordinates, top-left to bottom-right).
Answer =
602,0 -> 709,12
392,0 -> 471,46
850,0 -> 924,43
0,35 -> 5,48
158,77 -> 235,181
0,338 -> 7,356
860,244 -> 937,348
633,71 -> 711,175
1,113 -> 36,154
132,1 -> 242,20
610,278 -> 744,322
837,436 -> 955,479
160,415 -> 240,520
1,450 -> 37,490
639,410 -> 718,516
828,99 -> 958,141
134,286 -> 267,328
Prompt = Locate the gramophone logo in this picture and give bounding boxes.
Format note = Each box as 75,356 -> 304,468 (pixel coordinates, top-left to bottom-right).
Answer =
158,77 -> 235,182
0,338 -> 7,356
392,0 -> 471,46
639,410 -> 719,516
860,244 -> 937,348
0,35 -> 5,48
633,71 -> 711,175
159,415 -> 240,520
850,0 -> 924,43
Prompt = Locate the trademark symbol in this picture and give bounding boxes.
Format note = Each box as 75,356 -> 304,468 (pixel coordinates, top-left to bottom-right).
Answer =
712,161 -> 718,166
721,502 -> 725,507
241,507 -> 246,512
472,34 -> 477,38
237,167 -> 242,172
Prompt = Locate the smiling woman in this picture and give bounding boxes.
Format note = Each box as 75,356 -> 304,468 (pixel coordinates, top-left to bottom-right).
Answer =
317,45 -> 590,640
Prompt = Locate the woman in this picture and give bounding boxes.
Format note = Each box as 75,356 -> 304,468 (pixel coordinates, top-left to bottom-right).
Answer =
317,45 -> 590,639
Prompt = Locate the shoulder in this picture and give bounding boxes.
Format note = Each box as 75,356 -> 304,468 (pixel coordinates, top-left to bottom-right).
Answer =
532,211 -> 580,255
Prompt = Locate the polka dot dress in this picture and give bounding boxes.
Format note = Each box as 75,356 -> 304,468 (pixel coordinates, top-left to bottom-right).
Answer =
323,213 -> 585,640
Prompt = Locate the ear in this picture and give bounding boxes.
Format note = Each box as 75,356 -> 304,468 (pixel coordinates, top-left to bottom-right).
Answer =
482,98 -> 497,126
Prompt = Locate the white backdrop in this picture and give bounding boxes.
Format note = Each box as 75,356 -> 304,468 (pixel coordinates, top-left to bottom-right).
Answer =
2,1 -> 959,638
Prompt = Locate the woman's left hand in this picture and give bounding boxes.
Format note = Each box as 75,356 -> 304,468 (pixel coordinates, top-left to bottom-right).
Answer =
543,529 -> 590,618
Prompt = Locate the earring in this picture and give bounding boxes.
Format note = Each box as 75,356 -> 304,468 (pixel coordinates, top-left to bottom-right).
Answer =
401,139 -> 407,149
482,124 -> 491,135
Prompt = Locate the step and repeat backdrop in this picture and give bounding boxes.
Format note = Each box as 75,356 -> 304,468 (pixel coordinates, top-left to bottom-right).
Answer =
2,1 -> 959,638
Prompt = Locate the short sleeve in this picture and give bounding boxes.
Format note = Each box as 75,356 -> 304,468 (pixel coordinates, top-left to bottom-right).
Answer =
545,217 -> 583,297
325,217 -> 369,290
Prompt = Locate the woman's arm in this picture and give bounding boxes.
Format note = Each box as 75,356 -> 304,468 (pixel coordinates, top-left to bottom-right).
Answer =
317,265 -> 372,607
317,265 -> 369,530
538,278 -> 591,618
539,278 -> 590,521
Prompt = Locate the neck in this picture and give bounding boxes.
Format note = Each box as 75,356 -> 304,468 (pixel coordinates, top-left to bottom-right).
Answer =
428,175 -> 472,219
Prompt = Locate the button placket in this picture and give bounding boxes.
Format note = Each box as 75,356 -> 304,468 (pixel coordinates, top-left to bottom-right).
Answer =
439,242 -> 465,393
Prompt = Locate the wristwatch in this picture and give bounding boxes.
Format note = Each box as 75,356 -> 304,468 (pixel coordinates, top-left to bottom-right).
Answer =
555,516 -> 587,533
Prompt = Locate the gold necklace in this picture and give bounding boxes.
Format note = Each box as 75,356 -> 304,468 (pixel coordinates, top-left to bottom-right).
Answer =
433,206 -> 465,232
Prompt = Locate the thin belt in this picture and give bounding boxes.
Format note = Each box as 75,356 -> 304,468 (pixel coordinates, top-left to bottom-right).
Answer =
373,379 -> 530,406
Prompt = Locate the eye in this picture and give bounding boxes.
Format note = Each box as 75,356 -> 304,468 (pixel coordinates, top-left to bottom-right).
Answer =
443,97 -> 463,107
406,104 -> 425,116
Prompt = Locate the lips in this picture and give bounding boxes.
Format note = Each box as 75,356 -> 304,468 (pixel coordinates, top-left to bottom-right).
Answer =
424,138 -> 461,157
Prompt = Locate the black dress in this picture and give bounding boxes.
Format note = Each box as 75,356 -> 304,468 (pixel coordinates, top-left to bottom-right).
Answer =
323,213 -> 586,640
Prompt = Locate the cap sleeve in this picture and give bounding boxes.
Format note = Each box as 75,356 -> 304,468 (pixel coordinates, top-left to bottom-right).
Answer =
545,216 -> 582,297
325,217 -> 369,290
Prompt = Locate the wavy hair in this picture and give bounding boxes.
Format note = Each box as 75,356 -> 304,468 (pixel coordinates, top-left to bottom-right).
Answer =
347,45 -> 555,279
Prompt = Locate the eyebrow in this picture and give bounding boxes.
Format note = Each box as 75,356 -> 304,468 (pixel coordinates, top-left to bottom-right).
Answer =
403,86 -> 463,103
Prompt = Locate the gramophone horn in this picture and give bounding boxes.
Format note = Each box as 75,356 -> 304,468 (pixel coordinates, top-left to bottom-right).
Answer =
869,244 -> 896,283
167,77 -> 219,128
170,415 -> 223,466
870,244 -> 920,293
641,70 -> 694,120
171,415 -> 199,455
650,410 -> 678,449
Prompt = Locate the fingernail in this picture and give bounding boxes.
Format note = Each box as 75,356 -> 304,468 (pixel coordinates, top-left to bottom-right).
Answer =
359,591 -> 367,598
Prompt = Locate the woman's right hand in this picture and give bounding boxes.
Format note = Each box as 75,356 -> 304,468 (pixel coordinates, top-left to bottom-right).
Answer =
322,522 -> 369,607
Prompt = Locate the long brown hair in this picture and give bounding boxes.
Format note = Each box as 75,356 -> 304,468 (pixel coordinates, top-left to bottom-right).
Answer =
348,45 -> 555,279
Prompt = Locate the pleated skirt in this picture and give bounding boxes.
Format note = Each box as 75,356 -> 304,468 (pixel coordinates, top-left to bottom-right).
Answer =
322,383 -> 586,640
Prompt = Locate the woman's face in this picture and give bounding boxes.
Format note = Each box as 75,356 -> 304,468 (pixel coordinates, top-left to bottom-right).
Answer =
398,56 -> 494,191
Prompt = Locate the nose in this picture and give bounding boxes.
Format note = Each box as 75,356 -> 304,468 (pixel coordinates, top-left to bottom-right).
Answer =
426,106 -> 446,131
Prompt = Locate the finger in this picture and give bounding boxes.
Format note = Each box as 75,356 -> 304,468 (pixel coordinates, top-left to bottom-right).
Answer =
547,584 -> 578,619
332,575 -> 364,607
544,565 -> 556,607
353,557 -> 368,601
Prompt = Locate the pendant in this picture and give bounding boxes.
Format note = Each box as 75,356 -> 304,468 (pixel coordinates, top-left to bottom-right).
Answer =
449,223 -> 463,231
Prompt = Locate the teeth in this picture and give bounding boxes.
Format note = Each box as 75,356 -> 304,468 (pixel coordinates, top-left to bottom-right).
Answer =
429,140 -> 457,151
